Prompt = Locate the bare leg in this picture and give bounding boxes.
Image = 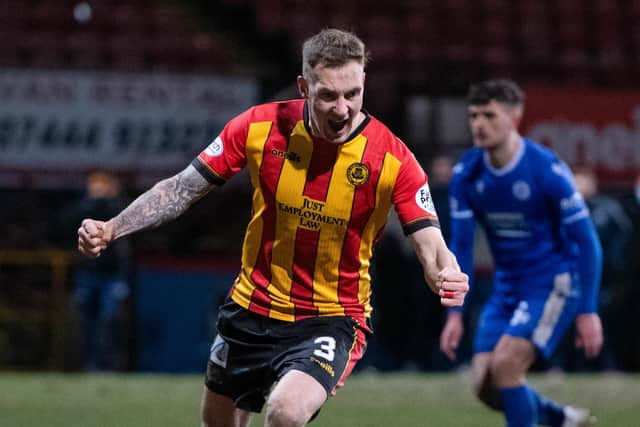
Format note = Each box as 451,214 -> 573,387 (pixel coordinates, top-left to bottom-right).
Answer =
265,370 -> 327,427
471,336 -> 536,411
471,352 -> 502,410
201,386 -> 253,427
489,335 -> 536,388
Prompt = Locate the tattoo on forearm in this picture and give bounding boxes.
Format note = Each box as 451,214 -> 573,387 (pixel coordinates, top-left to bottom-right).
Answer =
112,169 -> 211,239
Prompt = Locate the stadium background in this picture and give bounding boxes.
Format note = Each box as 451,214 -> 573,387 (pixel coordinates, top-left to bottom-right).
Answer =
0,0 -> 639,387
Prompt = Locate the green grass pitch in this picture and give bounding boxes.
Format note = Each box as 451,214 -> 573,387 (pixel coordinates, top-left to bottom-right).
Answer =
1,371 -> 638,426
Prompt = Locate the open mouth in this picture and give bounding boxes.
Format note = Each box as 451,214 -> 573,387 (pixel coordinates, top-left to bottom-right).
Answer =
328,119 -> 348,134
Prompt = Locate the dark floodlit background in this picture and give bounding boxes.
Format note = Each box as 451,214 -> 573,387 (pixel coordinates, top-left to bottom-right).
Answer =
0,0 -> 639,377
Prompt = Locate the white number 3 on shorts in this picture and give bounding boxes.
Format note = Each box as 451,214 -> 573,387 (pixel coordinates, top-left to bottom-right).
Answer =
313,336 -> 336,361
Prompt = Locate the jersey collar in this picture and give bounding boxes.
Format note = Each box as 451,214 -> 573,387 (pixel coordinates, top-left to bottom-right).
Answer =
483,136 -> 526,176
302,102 -> 371,144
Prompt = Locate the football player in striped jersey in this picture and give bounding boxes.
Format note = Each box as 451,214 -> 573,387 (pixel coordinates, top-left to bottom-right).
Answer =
78,29 -> 468,427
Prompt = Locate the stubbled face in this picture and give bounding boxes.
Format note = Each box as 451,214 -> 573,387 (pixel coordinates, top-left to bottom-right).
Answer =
468,100 -> 519,149
298,60 -> 365,144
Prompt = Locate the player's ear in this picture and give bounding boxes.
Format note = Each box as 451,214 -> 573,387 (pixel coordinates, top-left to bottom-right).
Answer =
507,104 -> 523,128
512,105 -> 524,128
297,76 -> 308,98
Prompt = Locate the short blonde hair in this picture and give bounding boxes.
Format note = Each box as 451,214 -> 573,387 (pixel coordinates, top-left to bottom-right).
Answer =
301,29 -> 369,81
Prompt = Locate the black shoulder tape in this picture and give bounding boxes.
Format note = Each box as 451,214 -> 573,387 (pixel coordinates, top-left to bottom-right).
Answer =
191,158 -> 226,186
403,218 -> 440,236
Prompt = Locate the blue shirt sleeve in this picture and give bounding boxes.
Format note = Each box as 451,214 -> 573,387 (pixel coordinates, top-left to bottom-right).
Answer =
564,218 -> 603,313
447,163 -> 475,313
543,160 -> 602,313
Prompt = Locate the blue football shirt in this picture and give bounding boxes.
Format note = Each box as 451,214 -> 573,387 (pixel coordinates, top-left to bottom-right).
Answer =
449,137 -> 590,289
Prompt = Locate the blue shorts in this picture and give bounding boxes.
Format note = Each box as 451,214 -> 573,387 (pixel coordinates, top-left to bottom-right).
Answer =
474,271 -> 580,360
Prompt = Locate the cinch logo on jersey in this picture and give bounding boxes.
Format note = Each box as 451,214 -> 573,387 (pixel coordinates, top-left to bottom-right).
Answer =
271,149 -> 301,162
415,183 -> 437,216
204,136 -> 224,157
277,197 -> 348,231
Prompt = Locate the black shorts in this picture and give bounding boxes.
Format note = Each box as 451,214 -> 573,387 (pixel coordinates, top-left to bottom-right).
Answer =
205,298 -> 368,413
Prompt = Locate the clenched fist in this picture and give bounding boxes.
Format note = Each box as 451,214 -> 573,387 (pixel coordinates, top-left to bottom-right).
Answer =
77,219 -> 115,258
436,266 -> 469,308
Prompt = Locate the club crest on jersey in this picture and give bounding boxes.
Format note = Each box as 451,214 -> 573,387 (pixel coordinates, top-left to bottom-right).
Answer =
512,180 -> 531,201
415,183 -> 437,216
347,162 -> 369,186
204,136 -> 224,157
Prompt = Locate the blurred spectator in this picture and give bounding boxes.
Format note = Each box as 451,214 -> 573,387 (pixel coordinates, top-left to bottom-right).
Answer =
61,171 -> 131,371
620,173 -> 640,371
621,172 -> 640,261
574,168 -> 632,277
562,166 -> 633,371
368,154 -> 455,371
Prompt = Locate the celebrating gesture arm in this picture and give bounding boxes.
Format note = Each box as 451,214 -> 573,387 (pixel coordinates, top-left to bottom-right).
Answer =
409,226 -> 469,308
77,165 -> 214,258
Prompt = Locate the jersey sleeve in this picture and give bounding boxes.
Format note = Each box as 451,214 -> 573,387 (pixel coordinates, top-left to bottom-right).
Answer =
191,107 -> 253,185
543,159 -> 602,313
544,160 -> 590,224
391,145 -> 440,236
447,161 -> 476,312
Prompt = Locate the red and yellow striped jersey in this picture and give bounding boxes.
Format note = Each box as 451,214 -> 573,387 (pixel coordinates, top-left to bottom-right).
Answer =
193,100 -> 439,326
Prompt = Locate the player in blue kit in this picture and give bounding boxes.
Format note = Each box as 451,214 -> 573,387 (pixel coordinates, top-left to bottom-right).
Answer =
439,80 -> 603,427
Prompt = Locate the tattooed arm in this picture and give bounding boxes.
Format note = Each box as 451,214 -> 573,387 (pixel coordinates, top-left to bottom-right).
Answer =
77,165 -> 214,258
